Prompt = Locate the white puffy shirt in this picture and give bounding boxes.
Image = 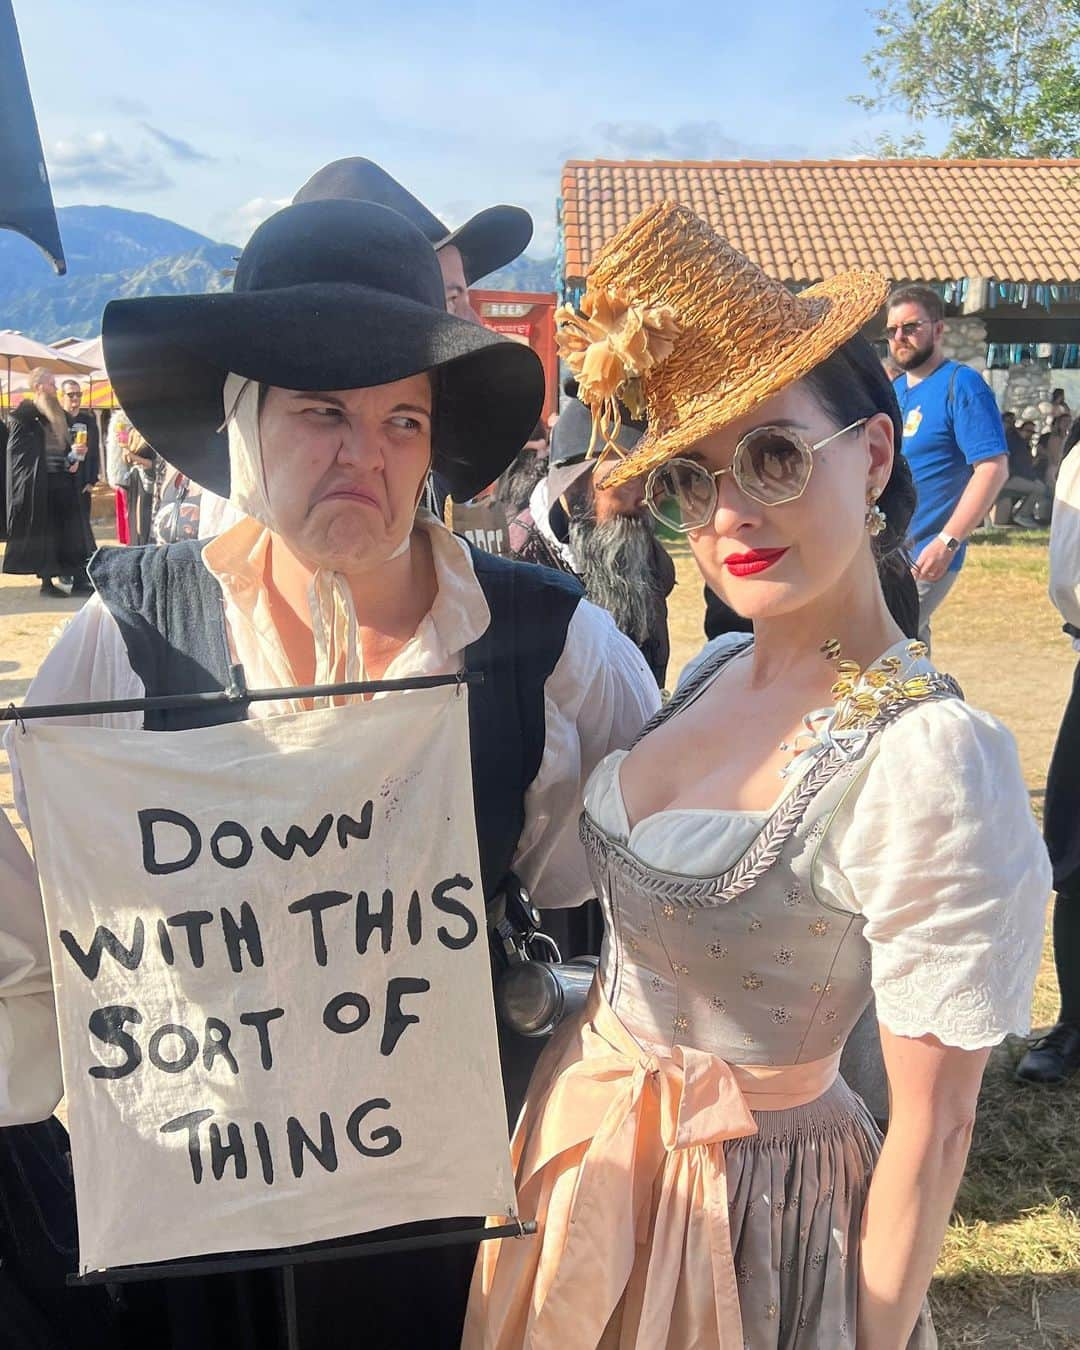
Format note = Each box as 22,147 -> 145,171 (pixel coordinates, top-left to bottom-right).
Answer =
1049,447 -> 1080,649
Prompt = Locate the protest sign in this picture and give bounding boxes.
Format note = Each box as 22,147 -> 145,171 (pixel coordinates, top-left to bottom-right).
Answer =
18,684 -> 515,1273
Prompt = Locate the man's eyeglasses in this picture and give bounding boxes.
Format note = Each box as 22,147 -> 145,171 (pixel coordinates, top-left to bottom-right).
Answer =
644,420 -> 867,532
883,319 -> 929,340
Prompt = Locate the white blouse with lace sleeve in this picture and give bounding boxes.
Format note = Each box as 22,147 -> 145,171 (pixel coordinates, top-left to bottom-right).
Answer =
816,698 -> 1051,1050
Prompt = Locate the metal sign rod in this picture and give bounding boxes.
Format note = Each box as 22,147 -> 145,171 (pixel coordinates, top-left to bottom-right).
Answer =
70,1218 -> 536,1287
4,670 -> 483,724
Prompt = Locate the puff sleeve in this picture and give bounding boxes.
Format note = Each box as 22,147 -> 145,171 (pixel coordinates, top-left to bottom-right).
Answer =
819,699 -> 1051,1049
513,599 -> 659,907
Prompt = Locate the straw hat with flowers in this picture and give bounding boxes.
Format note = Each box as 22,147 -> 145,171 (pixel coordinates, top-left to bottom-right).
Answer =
556,201 -> 890,489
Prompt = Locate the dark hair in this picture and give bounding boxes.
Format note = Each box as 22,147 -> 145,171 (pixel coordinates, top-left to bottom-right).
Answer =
800,333 -> 916,595
886,284 -> 944,324
1053,387 -> 1065,401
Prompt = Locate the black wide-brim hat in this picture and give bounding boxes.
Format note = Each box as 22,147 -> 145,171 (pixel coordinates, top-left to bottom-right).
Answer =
550,395 -> 645,470
102,198 -> 544,501
293,158 -> 532,285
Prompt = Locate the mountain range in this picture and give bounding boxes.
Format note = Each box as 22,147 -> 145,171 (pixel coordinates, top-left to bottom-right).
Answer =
1,206 -> 557,344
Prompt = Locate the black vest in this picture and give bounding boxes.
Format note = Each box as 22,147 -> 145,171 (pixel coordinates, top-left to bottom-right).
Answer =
90,538 -> 583,902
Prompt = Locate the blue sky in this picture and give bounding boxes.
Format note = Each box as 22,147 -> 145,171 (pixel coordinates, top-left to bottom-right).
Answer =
16,0 -> 935,253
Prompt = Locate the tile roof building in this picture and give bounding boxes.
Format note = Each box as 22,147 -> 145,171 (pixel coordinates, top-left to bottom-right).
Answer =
558,159 -> 1080,363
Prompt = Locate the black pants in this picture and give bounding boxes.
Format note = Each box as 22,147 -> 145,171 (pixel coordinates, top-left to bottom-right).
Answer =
125,472 -> 156,547
1045,660 -> 1080,1024
0,1117 -> 131,1349
1045,659 -> 1080,900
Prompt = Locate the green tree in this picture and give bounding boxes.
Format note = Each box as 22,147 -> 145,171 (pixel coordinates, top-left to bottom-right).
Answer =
852,0 -> 1080,157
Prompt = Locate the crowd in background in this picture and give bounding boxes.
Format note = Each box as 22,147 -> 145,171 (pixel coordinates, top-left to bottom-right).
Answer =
0,373 -> 203,600
995,389 -> 1078,527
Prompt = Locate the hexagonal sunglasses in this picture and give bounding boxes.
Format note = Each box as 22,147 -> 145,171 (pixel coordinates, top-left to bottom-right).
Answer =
644,419 -> 868,532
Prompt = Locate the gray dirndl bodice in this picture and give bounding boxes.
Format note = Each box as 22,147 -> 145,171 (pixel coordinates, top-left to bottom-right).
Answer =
581,637 -> 962,1066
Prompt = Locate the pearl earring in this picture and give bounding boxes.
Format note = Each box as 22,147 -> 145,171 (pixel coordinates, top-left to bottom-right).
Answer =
865,490 -> 887,537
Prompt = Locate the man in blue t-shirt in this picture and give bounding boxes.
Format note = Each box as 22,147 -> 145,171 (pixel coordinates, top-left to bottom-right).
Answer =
887,285 -> 1009,645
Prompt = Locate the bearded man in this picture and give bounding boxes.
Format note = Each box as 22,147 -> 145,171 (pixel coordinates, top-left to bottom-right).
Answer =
4,368 -> 94,595
886,284 -> 1008,644
509,396 -> 676,687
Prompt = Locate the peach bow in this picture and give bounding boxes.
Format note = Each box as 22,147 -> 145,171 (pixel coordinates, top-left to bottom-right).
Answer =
526,1042 -> 756,1348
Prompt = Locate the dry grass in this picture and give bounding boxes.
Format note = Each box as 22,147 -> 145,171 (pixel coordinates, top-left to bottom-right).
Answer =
665,530 -> 1080,1350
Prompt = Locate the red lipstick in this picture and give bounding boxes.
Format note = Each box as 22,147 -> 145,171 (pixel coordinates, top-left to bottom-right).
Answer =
724,547 -> 789,577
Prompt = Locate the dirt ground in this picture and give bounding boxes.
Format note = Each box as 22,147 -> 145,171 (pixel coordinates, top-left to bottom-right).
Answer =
0,490 -> 118,832
1,519 -> 1077,1348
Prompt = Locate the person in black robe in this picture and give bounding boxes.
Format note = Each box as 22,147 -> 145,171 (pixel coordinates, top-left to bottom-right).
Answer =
4,371 -> 94,596
0,415 -> 8,541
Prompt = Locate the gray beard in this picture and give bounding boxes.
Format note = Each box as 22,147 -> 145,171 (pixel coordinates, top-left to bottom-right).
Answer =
569,513 -> 662,644
34,393 -> 70,444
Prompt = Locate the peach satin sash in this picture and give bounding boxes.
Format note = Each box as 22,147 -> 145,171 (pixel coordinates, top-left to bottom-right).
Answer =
466,980 -> 840,1350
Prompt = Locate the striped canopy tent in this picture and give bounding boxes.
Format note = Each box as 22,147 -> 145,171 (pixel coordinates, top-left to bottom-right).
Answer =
0,373 -> 116,411
1,334 -> 118,411
83,376 -> 118,410
0,377 -> 116,412
0,330 -> 96,410
55,336 -> 118,409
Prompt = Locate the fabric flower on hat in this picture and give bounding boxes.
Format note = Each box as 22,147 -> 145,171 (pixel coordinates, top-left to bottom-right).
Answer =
556,287 -> 679,452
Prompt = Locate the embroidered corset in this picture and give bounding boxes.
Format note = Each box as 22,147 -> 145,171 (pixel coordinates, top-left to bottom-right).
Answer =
580,639 -> 961,1064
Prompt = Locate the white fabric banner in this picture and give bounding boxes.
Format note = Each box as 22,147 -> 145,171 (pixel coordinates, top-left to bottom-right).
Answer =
19,685 -> 515,1273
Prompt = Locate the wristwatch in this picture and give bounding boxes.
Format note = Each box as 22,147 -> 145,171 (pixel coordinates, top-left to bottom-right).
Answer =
937,532 -> 960,552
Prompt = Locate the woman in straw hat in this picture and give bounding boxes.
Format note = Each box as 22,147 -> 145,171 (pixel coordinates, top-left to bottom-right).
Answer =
464,203 -> 1049,1350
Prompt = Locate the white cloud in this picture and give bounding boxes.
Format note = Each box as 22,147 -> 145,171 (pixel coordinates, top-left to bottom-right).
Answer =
591,120 -> 808,161
217,196 -> 292,245
47,131 -> 172,193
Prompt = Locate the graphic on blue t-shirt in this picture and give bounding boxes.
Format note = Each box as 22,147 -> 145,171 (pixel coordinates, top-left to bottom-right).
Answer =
894,361 -> 1007,572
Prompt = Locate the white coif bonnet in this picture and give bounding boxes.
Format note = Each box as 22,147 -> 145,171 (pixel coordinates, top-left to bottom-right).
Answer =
221,373 -> 413,695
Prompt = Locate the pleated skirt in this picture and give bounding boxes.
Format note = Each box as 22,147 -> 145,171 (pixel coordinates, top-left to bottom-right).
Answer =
466,1059 -> 937,1349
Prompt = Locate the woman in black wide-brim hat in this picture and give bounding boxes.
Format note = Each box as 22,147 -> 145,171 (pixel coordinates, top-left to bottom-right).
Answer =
2,199 -> 658,1348
102,196 -> 541,507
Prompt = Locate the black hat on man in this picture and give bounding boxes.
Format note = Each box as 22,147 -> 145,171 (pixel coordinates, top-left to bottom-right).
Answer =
293,157 -> 532,286
546,395 -> 646,504
102,198 -> 544,501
